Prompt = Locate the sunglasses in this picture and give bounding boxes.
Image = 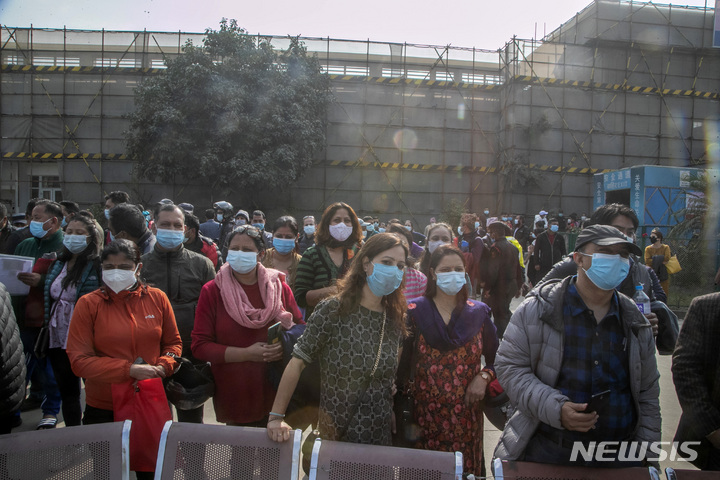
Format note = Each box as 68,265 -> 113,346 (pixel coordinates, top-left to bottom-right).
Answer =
232,225 -> 262,238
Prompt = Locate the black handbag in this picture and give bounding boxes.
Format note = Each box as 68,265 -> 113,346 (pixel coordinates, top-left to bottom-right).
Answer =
393,332 -> 422,447
269,323 -> 321,431
35,284 -> 66,360
33,326 -> 50,359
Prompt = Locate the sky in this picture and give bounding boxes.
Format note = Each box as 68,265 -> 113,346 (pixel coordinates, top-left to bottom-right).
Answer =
0,0 -> 713,50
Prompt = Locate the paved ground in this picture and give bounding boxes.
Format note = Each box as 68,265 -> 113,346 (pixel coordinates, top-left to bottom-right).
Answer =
15,296 -> 697,476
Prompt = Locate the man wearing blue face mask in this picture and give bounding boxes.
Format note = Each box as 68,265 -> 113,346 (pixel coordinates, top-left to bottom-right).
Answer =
494,224 -> 660,466
140,204 -> 216,424
252,210 -> 274,250
298,215 -> 316,255
531,217 -> 566,282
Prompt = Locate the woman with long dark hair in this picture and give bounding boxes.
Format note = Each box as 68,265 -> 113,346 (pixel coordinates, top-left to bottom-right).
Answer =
268,233 -> 407,445
404,244 -> 498,477
294,202 -> 363,318
44,211 -> 102,427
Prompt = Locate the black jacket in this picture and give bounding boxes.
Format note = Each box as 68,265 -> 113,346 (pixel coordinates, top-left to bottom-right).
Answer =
0,282 -> 26,416
673,292 -> 720,469
532,231 -> 566,277
513,224 -> 531,251
140,246 -> 216,351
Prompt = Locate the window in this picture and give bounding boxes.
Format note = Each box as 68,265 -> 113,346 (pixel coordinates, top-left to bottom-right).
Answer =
31,176 -> 63,202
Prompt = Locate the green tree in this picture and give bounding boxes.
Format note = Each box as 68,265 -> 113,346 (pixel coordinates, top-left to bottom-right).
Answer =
125,19 -> 332,196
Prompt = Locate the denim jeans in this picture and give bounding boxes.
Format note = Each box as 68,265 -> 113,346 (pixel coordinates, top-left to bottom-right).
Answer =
20,327 -> 61,417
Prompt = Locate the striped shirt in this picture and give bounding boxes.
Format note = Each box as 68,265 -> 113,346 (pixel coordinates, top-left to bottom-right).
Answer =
294,245 -> 352,318
403,267 -> 427,301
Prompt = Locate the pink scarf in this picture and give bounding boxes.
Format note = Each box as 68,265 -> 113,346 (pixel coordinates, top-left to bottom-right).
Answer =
215,263 -> 294,330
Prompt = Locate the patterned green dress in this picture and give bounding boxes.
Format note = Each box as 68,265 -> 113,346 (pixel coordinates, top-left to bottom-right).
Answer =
293,297 -> 402,445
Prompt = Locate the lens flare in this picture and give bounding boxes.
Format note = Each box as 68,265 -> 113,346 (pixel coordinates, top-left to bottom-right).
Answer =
393,129 -> 418,152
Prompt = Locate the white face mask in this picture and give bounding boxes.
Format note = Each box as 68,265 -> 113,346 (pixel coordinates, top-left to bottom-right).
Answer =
329,222 -> 353,242
428,240 -> 446,254
103,266 -> 138,293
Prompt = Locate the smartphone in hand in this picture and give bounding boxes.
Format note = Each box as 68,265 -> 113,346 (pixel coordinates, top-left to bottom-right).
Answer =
267,321 -> 282,345
584,389 -> 611,414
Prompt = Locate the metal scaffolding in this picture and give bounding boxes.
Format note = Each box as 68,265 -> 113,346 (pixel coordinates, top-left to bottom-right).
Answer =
1,0 -> 718,224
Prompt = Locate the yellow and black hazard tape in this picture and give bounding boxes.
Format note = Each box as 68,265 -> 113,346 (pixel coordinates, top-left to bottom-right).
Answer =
1,65 -> 166,75
512,75 -> 720,100
4,64 -> 718,99
2,151 -> 610,175
2,152 -> 129,160
328,159 -> 610,175
326,74 -> 503,91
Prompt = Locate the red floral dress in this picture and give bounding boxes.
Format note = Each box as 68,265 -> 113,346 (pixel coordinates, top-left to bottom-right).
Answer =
409,310 -> 495,475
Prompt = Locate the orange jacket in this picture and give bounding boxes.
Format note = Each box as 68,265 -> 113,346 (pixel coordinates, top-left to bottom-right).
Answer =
66,284 -> 182,410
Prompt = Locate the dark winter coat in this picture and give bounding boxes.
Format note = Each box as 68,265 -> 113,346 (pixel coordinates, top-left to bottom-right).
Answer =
0,282 -> 26,415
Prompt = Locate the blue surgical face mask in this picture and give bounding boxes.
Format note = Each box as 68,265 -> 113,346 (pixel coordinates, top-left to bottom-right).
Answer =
550,224 -> 559,233
579,252 -> 630,291
474,221 -> 480,229
236,218 -> 247,226
366,224 -> 375,232
30,218 -> 52,239
63,234 -> 89,254
61,217 -> 68,228
252,223 -> 265,230
405,225 -> 411,231
273,237 -> 295,255
435,271 -> 466,296
155,228 -> 185,249
226,250 -> 258,274
304,225 -> 315,235
104,209 -> 110,220
457,226 -> 463,235
366,262 -> 404,297
378,228 -> 386,233
484,210 -> 489,215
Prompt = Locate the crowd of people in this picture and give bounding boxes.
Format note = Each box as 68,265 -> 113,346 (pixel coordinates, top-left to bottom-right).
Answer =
0,192 -> 717,478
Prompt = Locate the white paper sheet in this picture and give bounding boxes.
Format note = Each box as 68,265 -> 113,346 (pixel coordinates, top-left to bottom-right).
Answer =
0,254 -> 35,295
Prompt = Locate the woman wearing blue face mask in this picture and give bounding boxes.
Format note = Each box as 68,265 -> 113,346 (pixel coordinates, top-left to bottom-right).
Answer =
43,212 -> 102,428
262,216 -> 302,290
268,233 -> 408,447
192,225 -> 303,427
402,244 -> 498,478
